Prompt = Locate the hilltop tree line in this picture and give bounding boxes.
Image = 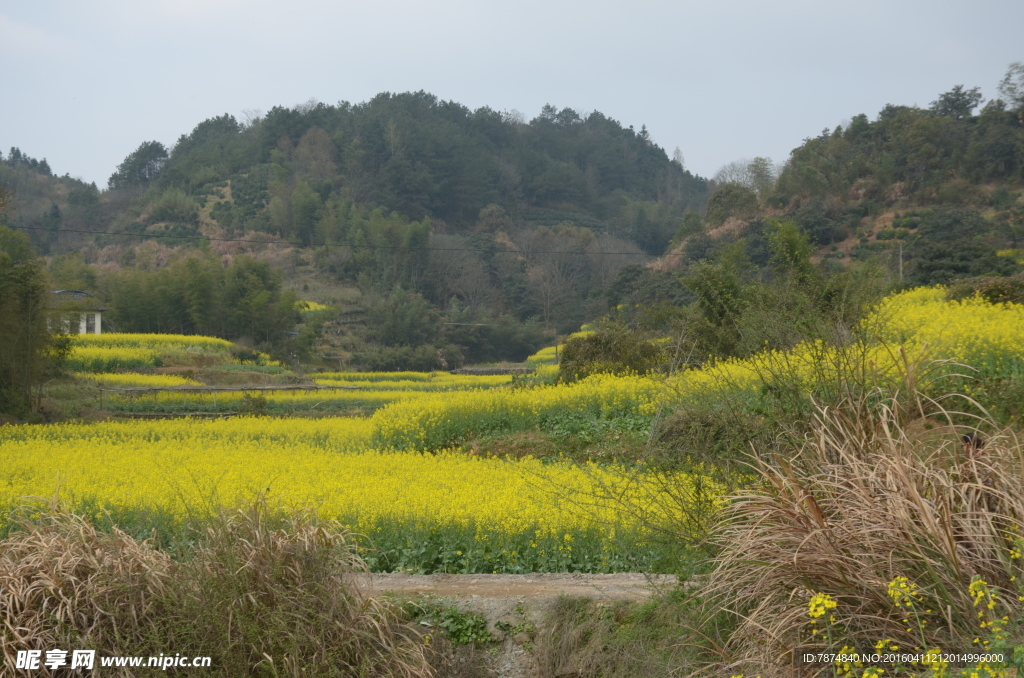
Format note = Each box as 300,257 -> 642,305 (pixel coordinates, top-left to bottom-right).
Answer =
645,64 -> 1024,299
3,94 -> 711,363
3,64 -> 1024,376
90,93 -> 706,253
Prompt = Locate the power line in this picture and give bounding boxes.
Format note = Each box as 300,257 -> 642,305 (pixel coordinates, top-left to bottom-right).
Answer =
11,225 -> 684,258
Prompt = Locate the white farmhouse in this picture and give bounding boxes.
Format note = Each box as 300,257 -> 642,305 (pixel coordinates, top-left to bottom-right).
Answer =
49,290 -> 106,334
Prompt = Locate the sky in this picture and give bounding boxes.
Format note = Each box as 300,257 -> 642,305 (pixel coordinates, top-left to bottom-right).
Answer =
1,0 -> 1022,188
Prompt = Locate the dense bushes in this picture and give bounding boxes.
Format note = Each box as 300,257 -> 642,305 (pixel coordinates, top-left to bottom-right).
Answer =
0,222 -> 69,415
558,325 -> 666,381
96,254 -> 300,355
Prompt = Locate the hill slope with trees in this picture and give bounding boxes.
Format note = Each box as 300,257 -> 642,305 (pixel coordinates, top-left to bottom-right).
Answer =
2,94 -> 709,367
2,66 -> 1023,371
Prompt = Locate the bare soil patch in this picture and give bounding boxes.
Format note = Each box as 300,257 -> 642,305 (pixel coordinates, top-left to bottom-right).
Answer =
366,572 -> 676,601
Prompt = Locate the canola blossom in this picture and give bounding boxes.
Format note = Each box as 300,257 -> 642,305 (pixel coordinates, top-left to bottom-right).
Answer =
867,286 -> 1024,378
10,286 -> 1024,575
0,414 -> 692,572
660,287 -> 1024,407
527,345 -> 559,366
99,372 -> 516,414
72,333 -> 234,353
525,329 -> 593,366
84,372 -> 201,387
104,387 -> 433,413
311,372 -> 503,383
68,333 -> 234,372
100,374 -> 512,413
312,374 -> 513,391
66,345 -> 163,372
370,373 -> 664,450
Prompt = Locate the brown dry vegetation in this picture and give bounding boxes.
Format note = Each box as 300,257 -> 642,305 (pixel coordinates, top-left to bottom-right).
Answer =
705,388 -> 1024,677
0,501 -> 432,677
534,594 -> 695,677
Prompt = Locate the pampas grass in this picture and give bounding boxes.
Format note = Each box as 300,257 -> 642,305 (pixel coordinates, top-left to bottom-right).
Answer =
706,356 -> 1024,676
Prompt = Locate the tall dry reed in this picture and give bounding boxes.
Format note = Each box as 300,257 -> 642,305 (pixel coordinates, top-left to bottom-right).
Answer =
707,382 -> 1024,677
0,500 -> 432,677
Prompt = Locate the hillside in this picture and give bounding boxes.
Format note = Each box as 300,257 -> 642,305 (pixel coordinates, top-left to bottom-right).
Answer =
3,73 -> 1024,370
4,94 -> 706,251
2,94 -> 710,366
655,81 -> 1024,285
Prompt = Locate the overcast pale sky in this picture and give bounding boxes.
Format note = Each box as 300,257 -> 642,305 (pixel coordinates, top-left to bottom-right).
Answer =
1,0 -> 1021,188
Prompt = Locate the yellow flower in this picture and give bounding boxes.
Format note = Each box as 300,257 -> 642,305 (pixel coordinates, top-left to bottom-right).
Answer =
0,379 -> 715,569
887,576 -> 920,608
808,593 -> 837,619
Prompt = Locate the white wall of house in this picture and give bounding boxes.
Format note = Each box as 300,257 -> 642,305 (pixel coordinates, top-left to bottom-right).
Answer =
77,312 -> 102,334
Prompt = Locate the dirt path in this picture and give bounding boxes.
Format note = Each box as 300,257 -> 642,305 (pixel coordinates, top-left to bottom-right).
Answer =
364,574 -> 679,678
365,572 -> 677,601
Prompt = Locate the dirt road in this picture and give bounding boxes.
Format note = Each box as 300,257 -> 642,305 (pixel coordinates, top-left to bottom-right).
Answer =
363,573 -> 679,678
365,572 -> 676,601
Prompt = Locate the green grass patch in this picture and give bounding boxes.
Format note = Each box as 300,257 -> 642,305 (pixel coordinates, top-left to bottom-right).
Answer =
401,599 -> 494,646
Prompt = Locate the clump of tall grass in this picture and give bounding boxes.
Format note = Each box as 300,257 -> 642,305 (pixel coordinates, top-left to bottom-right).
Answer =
706,370 -> 1024,676
0,500 -> 431,677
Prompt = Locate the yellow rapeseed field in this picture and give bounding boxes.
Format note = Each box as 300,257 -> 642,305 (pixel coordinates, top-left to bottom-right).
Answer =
67,333 -> 235,372
867,286 -> 1024,376
661,287 -> 1024,403
9,286 -> 1024,573
108,387 -> 432,412
100,372 -> 515,414
73,333 -> 234,353
0,413 -> 695,571
84,373 -> 200,387
66,345 -> 163,372
313,371 -> 439,381
67,333 -> 285,372
525,329 -> 593,365
370,373 -> 664,450
0,418 -> 658,534
312,374 -> 513,390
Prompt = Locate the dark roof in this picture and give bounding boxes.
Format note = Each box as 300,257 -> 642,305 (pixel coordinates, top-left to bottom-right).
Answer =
49,290 -> 107,312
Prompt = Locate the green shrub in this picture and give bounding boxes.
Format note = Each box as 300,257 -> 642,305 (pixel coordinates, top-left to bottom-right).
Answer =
558,326 -> 665,382
406,601 -> 493,646
946,273 -> 1024,305
148,188 -> 198,225
704,184 -> 758,226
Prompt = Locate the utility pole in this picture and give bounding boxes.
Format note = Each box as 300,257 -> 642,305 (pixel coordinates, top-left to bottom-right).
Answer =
899,241 -> 903,283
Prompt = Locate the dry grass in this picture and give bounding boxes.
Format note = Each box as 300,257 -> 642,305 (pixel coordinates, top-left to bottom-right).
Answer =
534,594 -> 695,678
0,509 -> 172,672
1,500 -> 432,677
705,384 -> 1024,677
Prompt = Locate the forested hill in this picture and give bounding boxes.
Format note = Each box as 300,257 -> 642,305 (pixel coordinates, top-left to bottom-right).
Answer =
0,92 -> 710,368
3,92 -> 707,256
3,74 -> 1024,370
676,79 -> 1024,288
